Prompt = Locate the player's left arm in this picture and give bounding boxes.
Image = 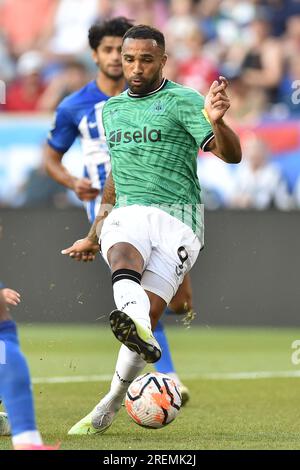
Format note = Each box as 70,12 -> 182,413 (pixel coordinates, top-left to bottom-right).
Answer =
204,76 -> 242,164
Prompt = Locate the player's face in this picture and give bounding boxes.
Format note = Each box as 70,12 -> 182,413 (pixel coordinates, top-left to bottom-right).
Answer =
93,36 -> 123,80
122,38 -> 167,94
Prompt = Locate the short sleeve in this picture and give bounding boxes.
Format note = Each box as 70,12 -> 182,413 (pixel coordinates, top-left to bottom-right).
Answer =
47,104 -> 79,153
176,90 -> 214,151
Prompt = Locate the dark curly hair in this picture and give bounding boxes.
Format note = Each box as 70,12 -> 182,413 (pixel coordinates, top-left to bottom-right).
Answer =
123,25 -> 165,51
88,17 -> 134,51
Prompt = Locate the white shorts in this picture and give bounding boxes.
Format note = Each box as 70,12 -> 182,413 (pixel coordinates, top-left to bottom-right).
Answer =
100,205 -> 202,304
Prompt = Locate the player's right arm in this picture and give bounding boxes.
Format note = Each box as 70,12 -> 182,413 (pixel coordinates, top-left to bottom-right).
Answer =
45,104 -> 99,201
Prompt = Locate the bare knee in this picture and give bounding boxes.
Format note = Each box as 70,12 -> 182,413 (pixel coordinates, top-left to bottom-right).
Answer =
146,291 -> 166,329
169,276 -> 193,314
108,242 -> 144,273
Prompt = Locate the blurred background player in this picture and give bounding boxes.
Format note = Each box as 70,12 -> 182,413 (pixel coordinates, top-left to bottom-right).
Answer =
44,17 -> 192,413
0,288 -> 58,449
229,133 -> 293,210
0,281 -> 20,436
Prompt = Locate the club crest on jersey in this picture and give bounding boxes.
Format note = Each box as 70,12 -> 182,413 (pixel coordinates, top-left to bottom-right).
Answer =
108,127 -> 162,147
150,100 -> 165,113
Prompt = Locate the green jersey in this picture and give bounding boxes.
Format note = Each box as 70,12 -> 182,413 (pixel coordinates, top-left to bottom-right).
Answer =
102,79 -> 214,237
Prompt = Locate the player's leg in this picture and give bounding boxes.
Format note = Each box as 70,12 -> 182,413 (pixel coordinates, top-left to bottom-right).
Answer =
153,320 -> 175,374
145,208 -> 201,406
101,206 -> 200,365
68,287 -> 166,436
0,292 -> 58,450
68,244 -> 167,436
154,274 -> 192,376
156,274 -> 193,405
107,241 -> 162,363
0,295 -> 11,437
68,206 -> 199,435
68,344 -> 146,435
169,273 -> 193,313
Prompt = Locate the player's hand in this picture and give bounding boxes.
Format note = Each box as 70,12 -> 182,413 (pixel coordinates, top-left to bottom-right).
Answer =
205,76 -> 230,123
61,238 -> 100,262
73,178 -> 100,201
1,288 -> 21,306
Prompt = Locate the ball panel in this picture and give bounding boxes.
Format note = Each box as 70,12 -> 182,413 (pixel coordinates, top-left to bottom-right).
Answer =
125,372 -> 182,429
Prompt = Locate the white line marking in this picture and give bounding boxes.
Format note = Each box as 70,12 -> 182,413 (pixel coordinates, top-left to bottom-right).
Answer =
31,370 -> 300,384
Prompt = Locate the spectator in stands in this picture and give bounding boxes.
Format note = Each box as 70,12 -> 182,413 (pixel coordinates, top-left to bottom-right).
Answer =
197,155 -> 236,210
4,51 -> 46,112
0,34 -> 14,82
230,134 -> 293,210
283,14 -> 300,61
46,0 -> 99,57
164,0 -> 198,60
240,7 -> 284,104
293,174 -> 300,208
194,0 -> 221,42
226,72 -> 268,124
261,0 -> 300,37
278,15 -> 300,115
178,27 -> 219,95
278,54 -> 300,116
0,0 -> 58,57
96,0 -> 116,21
163,53 -> 179,82
113,0 -> 168,30
38,61 -> 90,112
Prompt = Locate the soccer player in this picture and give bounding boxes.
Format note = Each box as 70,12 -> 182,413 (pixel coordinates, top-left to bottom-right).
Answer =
62,25 -> 241,434
0,283 -> 20,436
0,290 -> 58,450
45,17 -> 192,413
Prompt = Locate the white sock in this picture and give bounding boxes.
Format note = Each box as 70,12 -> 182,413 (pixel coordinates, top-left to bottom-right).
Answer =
98,345 -> 146,411
113,279 -> 151,331
12,430 -> 43,446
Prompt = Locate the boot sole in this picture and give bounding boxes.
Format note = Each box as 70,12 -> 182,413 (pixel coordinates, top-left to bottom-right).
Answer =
109,310 -> 161,364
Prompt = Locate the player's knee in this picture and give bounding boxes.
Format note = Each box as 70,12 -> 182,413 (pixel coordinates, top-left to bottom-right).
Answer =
169,276 -> 193,313
169,292 -> 192,314
108,243 -> 143,273
149,300 -> 166,330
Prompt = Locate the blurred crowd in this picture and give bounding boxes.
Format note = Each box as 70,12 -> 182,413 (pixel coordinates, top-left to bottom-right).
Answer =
1,0 -> 300,210
1,0 -> 300,120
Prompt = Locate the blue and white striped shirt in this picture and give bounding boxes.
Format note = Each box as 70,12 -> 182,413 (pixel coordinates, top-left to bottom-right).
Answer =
47,80 -> 112,222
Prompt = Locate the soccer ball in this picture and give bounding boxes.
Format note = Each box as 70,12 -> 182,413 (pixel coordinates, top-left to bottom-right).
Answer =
125,372 -> 182,428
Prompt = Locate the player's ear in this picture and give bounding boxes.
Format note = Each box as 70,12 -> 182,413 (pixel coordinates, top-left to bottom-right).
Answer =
91,49 -> 99,66
161,53 -> 168,69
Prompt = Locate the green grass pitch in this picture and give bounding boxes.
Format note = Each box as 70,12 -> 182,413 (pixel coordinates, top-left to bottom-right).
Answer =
1,324 -> 300,450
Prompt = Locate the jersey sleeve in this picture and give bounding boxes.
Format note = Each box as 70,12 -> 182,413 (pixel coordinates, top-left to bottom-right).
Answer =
176,90 -> 214,151
47,103 -> 79,153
